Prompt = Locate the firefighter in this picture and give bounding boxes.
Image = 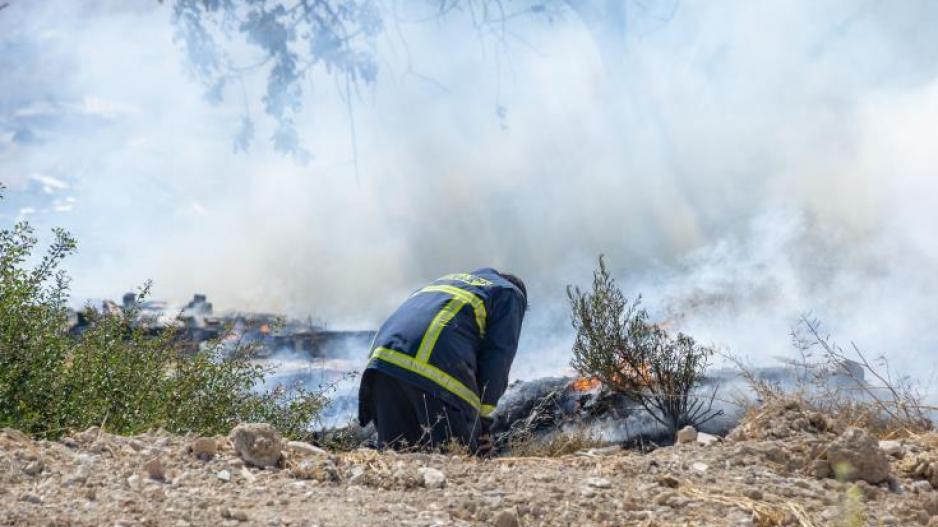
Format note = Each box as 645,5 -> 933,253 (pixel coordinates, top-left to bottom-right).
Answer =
358,268 -> 527,454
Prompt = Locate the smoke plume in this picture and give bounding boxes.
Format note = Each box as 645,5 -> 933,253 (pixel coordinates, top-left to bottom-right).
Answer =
2,1 -> 937,384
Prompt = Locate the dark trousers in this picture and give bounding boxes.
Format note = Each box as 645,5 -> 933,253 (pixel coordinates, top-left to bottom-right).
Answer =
363,371 -> 477,451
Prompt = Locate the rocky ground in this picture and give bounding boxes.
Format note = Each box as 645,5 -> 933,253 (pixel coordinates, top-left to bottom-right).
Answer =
4,400 -> 938,526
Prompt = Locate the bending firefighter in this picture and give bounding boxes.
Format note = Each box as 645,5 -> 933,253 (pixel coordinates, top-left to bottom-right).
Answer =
358,268 -> 527,454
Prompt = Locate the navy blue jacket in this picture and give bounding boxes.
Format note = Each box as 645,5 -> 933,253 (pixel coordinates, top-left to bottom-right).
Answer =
359,268 -> 526,426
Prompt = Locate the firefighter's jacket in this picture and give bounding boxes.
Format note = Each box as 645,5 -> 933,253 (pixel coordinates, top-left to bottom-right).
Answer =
360,268 -> 526,425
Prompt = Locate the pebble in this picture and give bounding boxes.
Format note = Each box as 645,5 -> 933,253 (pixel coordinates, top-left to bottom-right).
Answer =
20,493 -> 42,504
348,465 -> 367,485
418,467 -> 446,489
583,477 -> 611,489
22,459 -> 43,476
191,437 -> 217,460
144,457 -> 166,481
287,441 -> 327,457
229,423 -> 282,468
676,425 -> 698,444
492,508 -> 520,527
216,469 -> 232,482
221,507 -> 249,522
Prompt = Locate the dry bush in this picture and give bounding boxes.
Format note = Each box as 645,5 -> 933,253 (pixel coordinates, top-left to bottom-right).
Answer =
729,315 -> 934,439
568,255 -> 722,433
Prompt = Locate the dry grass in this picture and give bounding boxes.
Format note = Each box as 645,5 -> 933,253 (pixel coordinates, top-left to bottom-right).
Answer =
726,315 -> 934,440
680,481 -> 817,527
504,424 -> 606,458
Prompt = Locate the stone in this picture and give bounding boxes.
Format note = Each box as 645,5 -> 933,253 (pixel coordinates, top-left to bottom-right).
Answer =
696,432 -> 720,446
691,462 -> 709,473
742,488 -> 763,500
22,459 -> 43,476
144,457 -> 166,481
348,465 -> 367,485
216,470 -> 231,482
290,459 -> 339,482
492,508 -> 520,527
913,480 -> 934,493
878,440 -> 905,458
925,495 -> 938,516
418,467 -> 446,489
657,475 -> 680,488
221,508 -> 249,522
228,423 -> 282,468
191,437 -> 217,460
811,459 -> 832,479
676,425 -> 698,444
20,493 -> 42,504
827,427 -> 891,484
583,477 -> 611,489
287,441 -> 327,457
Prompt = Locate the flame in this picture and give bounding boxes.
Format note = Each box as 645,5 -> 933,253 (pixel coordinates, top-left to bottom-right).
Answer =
259,323 -> 271,334
570,362 -> 655,393
569,377 -> 602,392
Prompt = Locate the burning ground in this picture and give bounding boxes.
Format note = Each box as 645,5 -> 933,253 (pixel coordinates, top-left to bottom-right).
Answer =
4,400 -> 938,526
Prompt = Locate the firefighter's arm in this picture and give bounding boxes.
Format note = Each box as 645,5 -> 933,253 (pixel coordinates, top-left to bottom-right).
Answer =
476,289 -> 525,421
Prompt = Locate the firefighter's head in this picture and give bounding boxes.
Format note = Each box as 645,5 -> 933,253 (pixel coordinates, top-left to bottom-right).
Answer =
497,272 -> 527,310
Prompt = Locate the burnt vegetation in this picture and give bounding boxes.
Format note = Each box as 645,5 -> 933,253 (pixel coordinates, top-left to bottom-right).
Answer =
567,255 -> 722,434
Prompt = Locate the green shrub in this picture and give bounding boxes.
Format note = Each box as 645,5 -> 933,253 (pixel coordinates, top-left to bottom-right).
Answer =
0,183 -> 325,439
567,255 -> 722,434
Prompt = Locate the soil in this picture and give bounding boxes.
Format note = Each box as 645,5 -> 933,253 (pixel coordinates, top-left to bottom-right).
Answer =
3,402 -> 938,527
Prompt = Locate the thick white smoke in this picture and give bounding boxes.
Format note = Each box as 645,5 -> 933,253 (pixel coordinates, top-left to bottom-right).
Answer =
1,1 -> 937,386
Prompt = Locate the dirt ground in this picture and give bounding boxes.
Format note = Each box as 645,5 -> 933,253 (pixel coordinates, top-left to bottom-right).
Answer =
3,402 -> 938,527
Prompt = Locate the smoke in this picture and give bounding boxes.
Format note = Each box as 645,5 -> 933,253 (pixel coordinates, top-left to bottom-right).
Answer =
2,1 -> 937,383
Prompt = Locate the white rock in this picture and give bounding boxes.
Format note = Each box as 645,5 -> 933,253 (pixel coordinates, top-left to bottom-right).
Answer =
287,440 -> 327,457
584,477 -> 612,489
348,465 -> 366,485
676,425 -> 698,444
216,469 -> 231,482
418,467 -> 446,489
696,432 -> 720,446
878,440 -> 905,458
228,423 -> 282,468
691,462 -> 709,473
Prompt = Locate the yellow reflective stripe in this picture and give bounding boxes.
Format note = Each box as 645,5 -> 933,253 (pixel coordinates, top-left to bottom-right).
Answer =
370,347 -> 481,410
418,284 -> 487,337
415,297 -> 464,363
480,404 -> 496,417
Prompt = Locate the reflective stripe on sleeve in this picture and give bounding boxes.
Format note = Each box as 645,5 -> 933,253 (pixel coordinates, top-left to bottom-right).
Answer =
480,404 -> 496,418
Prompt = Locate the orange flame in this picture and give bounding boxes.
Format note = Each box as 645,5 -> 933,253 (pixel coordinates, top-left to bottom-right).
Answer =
259,323 -> 271,334
569,377 -> 602,392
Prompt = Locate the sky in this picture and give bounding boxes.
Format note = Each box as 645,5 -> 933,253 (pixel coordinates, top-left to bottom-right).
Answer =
1,0 -> 937,382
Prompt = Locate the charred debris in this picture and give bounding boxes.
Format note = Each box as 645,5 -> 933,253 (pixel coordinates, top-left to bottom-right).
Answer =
67,293 -> 374,359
